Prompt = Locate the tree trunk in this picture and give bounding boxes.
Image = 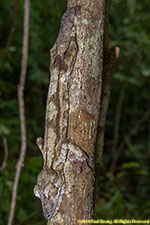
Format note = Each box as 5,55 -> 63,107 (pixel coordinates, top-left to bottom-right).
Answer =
34,0 -> 105,224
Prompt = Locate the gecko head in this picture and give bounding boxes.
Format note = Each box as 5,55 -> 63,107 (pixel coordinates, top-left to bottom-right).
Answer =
34,168 -> 65,219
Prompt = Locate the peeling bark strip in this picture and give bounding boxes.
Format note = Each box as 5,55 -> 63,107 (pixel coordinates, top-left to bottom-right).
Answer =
34,0 -> 105,224
96,21 -> 120,165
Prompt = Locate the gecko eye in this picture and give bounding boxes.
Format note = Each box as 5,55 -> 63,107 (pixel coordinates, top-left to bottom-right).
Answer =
48,187 -> 58,197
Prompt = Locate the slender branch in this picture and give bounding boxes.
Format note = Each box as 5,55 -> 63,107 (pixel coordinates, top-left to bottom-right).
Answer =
0,0 -> 19,67
0,136 -> 9,172
110,109 -> 150,174
7,0 -> 30,225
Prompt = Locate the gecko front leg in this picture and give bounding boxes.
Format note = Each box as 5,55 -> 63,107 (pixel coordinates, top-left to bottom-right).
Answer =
54,139 -> 92,173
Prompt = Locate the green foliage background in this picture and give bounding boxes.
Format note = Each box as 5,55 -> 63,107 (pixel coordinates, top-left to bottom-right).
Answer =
0,0 -> 149,224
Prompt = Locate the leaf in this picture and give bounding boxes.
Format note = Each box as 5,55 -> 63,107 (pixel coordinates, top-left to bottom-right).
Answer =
121,162 -> 140,169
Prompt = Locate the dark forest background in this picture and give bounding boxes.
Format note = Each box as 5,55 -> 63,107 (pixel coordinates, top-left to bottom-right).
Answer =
0,0 -> 150,224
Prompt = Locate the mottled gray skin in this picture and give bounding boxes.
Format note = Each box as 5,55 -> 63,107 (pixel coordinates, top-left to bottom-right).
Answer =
56,7 -> 76,55
34,7 -> 82,220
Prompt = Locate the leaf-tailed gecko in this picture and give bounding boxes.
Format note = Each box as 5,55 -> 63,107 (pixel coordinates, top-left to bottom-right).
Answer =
33,6 -> 91,220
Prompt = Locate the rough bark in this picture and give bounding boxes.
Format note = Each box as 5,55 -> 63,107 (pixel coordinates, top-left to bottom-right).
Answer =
34,0 -> 105,224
